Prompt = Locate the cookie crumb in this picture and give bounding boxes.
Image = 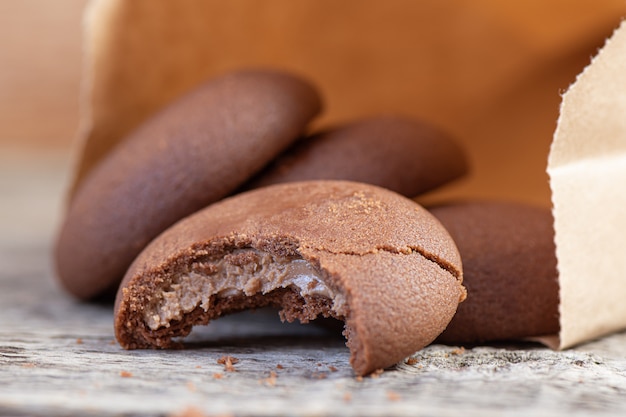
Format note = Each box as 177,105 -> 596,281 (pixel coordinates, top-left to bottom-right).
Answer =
217,355 -> 239,372
109,339 -> 117,345
387,391 -> 401,401
405,357 -> 419,365
312,372 -> 327,379
213,373 -> 224,380
370,369 -> 384,378
451,347 -> 466,355
21,363 -> 35,368
119,371 -> 133,378
260,371 -> 278,386
328,365 -> 338,372
217,355 -> 239,365
276,364 -> 284,369
355,376 -> 364,382
343,392 -> 352,402
168,406 -> 206,417
76,338 -> 83,345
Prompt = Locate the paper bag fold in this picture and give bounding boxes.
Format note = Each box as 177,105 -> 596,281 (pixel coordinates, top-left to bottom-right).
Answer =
549,19 -> 626,349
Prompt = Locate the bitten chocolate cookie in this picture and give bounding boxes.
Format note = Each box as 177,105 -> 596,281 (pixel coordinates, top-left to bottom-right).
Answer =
55,69 -> 321,300
114,181 -> 466,375
243,115 -> 468,197
430,201 -> 559,344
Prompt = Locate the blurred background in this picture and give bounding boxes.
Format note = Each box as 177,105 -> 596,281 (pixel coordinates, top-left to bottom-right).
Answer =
1,0 -> 626,212
0,0 -> 85,249
0,0 -> 86,150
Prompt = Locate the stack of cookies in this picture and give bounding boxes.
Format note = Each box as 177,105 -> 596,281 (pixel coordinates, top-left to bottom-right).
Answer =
55,69 -> 558,376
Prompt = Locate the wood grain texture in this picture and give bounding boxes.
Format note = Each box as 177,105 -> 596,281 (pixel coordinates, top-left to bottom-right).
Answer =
2,153 -> 626,417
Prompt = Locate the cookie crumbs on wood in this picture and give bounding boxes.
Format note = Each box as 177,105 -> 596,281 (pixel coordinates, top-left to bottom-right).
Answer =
451,347 -> 466,355
370,368 -> 384,378
76,338 -> 83,345
217,355 -> 239,372
387,391 -> 401,401
276,364 -> 284,369
343,392 -> 352,402
213,373 -> 224,380
328,365 -> 338,372
405,357 -> 419,365
217,355 -> 239,365
259,371 -> 278,386
170,408 -> 235,417
168,406 -> 207,417
119,371 -> 133,378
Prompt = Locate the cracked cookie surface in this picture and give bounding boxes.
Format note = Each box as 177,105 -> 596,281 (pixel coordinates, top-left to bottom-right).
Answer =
114,180 -> 465,375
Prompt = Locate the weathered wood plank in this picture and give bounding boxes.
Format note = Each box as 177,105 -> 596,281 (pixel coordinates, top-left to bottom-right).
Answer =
3,153 -> 626,417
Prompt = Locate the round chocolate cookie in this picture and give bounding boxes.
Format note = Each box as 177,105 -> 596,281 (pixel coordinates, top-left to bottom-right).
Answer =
242,115 -> 468,197
55,69 -> 322,300
430,201 -> 559,344
114,181 -> 466,376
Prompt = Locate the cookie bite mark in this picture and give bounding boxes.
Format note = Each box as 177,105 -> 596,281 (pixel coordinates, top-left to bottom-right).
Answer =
142,248 -> 347,332
116,242 -> 347,349
114,181 -> 465,375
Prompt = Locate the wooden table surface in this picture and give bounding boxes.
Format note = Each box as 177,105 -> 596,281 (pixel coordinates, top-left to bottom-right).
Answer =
3,152 -> 626,417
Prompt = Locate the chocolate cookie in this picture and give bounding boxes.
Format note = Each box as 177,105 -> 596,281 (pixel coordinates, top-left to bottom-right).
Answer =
55,69 -> 322,300
243,115 -> 468,197
114,181 -> 466,375
430,201 -> 559,344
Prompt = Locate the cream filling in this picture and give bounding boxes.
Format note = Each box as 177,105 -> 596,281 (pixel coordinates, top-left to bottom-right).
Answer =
143,249 -> 345,330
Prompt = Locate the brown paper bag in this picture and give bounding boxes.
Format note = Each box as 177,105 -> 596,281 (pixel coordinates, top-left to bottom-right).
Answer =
71,0 -> 626,346
549,19 -> 626,349
73,0 -> 625,204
